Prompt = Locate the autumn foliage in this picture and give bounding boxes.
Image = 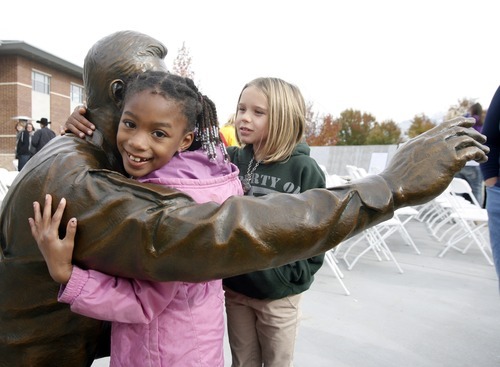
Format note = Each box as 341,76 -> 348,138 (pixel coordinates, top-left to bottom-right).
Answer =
305,97 -> 482,146
305,108 -> 402,146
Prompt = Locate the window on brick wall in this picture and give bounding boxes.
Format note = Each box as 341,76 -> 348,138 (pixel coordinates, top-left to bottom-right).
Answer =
32,71 -> 50,94
71,84 -> 84,104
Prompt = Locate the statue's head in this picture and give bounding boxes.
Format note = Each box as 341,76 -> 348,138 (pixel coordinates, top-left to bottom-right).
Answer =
83,30 -> 168,150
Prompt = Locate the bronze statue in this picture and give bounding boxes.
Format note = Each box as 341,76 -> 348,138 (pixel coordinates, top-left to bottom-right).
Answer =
0,30 -> 488,366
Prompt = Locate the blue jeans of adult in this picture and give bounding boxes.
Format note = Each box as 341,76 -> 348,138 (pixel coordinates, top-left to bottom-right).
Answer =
486,185 -> 500,291
455,165 -> 484,207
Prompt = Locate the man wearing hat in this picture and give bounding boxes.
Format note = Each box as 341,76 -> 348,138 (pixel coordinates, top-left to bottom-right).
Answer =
31,117 -> 56,154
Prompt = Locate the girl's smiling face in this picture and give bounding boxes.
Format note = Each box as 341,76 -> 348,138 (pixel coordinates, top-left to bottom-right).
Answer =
117,90 -> 193,178
235,85 -> 269,159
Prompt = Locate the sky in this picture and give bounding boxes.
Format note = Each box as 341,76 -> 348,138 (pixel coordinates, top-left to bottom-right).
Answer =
2,0 -> 499,125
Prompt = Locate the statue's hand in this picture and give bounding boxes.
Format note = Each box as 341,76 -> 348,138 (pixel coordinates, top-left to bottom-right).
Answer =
380,117 -> 489,208
62,105 -> 95,139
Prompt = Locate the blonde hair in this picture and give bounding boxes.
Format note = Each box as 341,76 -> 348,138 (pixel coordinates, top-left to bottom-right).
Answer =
15,121 -> 26,130
225,113 -> 236,127
237,77 -> 305,163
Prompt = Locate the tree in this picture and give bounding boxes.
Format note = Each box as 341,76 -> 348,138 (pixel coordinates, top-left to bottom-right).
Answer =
407,114 -> 436,138
304,101 -> 320,142
306,114 -> 340,146
306,108 -> 401,146
172,42 -> 194,79
366,120 -> 402,145
336,109 -> 375,145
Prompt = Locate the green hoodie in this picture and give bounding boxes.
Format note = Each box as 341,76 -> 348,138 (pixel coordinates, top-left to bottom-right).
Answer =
224,142 -> 326,299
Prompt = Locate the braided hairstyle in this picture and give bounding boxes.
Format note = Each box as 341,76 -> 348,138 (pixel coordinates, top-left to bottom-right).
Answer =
123,70 -> 228,161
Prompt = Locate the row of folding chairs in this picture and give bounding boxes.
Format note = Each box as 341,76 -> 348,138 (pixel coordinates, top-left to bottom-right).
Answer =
323,170 -> 494,296
416,177 -> 492,265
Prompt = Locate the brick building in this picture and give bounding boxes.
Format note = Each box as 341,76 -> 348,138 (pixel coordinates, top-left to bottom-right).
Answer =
0,40 -> 83,169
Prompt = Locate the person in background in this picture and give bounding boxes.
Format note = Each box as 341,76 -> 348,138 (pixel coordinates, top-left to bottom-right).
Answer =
31,117 -> 56,155
480,87 -> 500,290
223,77 -> 325,367
455,103 -> 485,206
14,120 -> 24,140
15,121 -> 31,171
14,121 -> 24,158
26,122 -> 36,156
220,113 -> 240,147
469,102 -> 485,133
30,70 -> 243,366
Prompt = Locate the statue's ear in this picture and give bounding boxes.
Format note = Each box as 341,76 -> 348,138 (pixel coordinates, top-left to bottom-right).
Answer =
109,79 -> 125,104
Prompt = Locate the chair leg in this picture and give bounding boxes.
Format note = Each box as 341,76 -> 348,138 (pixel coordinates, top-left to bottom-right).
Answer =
398,225 -> 421,255
437,223 -> 493,266
370,228 -> 404,274
341,232 -> 381,267
325,250 -> 351,295
343,227 -> 404,274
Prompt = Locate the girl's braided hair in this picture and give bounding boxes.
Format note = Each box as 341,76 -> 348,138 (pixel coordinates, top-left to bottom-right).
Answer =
124,70 -> 228,160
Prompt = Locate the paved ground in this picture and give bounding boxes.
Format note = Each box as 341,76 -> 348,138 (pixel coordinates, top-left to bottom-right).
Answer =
92,218 -> 500,367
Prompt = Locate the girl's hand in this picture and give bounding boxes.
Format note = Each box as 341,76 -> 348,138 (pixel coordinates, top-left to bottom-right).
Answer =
28,195 -> 76,284
61,105 -> 95,138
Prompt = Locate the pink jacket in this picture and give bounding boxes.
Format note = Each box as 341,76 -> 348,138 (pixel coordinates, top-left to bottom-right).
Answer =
59,147 -> 243,367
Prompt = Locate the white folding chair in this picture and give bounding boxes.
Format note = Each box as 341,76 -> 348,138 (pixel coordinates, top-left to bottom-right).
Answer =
437,178 -> 492,265
324,248 -> 351,295
346,165 -> 367,180
341,224 -> 405,274
382,207 -> 421,255
341,164 -> 421,272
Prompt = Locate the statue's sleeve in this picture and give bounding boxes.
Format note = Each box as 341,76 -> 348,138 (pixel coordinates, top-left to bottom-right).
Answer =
3,138 -> 393,283
70,169 -> 395,283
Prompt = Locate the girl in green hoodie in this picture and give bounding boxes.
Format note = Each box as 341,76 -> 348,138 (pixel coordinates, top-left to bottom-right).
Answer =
223,77 -> 326,367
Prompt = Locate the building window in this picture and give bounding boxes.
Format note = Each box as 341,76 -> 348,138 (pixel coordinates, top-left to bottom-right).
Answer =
71,84 -> 84,104
32,71 -> 50,94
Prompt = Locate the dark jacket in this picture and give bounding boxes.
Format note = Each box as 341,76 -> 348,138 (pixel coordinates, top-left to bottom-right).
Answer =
223,143 -> 326,299
480,85 -> 500,183
31,126 -> 56,154
15,129 -> 31,157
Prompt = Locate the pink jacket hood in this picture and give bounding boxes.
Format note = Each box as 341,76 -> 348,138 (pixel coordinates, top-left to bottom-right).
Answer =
138,146 -> 243,203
